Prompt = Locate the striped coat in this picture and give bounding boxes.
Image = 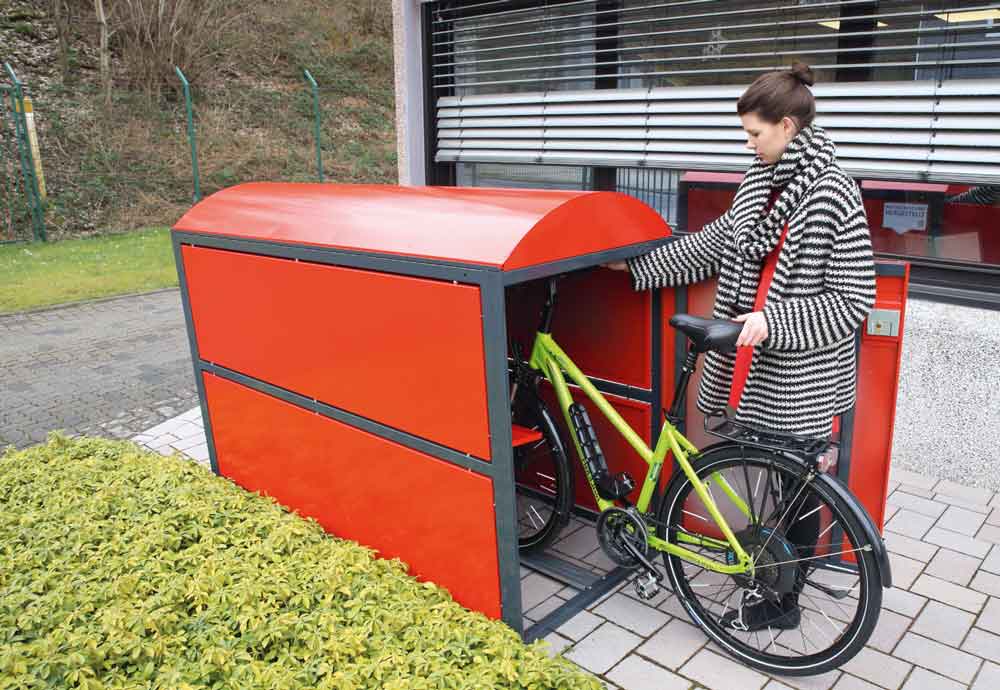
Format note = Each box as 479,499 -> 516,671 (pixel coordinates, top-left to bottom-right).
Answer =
628,125 -> 876,437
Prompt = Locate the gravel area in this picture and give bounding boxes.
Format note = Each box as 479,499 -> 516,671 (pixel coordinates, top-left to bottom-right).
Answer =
889,297 -> 1000,491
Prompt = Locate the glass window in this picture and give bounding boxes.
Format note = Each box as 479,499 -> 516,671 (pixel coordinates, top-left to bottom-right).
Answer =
616,168 -> 680,227
455,164 -> 682,227
676,173 -> 1000,268
675,172 -> 744,234
431,1 -> 1000,95
864,181 -> 1000,266
456,163 -> 592,190
437,4 -> 596,97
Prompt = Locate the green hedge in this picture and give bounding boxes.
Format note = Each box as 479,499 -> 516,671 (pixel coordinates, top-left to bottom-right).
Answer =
0,436 -> 598,690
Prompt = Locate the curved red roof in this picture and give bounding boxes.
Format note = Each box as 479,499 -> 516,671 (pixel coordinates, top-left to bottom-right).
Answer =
172,182 -> 670,270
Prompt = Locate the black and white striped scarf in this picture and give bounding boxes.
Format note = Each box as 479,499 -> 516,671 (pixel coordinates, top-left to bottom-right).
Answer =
727,125 -> 836,309
733,125 -> 836,259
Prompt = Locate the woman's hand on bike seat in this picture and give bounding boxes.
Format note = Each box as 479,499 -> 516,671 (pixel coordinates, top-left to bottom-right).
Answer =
669,314 -> 743,353
734,311 -> 768,347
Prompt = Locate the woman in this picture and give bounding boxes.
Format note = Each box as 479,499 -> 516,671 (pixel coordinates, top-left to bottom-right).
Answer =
609,62 -> 875,439
608,62 -> 876,631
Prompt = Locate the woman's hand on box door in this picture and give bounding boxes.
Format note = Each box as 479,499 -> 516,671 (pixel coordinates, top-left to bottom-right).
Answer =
602,261 -> 629,271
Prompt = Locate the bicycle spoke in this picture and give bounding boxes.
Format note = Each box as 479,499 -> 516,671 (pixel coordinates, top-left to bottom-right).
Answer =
753,546 -> 872,569
817,519 -> 837,540
660,451 -> 880,672
804,586 -> 855,625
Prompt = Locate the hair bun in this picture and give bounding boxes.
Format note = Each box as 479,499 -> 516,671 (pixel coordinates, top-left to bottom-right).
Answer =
790,62 -> 815,87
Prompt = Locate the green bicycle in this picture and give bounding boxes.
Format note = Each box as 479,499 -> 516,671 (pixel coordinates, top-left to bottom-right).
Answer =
509,276 -> 891,676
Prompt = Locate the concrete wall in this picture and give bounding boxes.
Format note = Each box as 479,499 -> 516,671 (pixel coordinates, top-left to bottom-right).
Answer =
392,0 -> 425,186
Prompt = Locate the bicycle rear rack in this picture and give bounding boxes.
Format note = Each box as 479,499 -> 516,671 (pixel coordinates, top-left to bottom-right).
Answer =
702,409 -> 833,458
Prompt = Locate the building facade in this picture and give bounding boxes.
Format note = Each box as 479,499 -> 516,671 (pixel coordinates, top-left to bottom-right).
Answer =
392,0 -> 1000,487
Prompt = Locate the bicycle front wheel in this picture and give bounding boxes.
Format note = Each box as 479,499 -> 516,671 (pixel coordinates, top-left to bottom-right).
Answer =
657,446 -> 882,676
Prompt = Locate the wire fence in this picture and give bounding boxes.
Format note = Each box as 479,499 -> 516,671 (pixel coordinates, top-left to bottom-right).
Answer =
172,66 -> 393,205
1,63 -> 45,243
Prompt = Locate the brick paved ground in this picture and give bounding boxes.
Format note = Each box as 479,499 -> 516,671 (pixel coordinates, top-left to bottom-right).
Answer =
0,289 -> 198,449
7,290 -> 1000,688
142,412 -> 1000,690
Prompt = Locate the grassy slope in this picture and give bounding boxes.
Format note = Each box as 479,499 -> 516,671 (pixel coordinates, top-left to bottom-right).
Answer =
3,0 -> 398,241
0,227 -> 176,313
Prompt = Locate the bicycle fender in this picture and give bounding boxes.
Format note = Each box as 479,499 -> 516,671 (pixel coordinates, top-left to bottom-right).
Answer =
814,471 -> 893,590
672,442 -> 893,590
524,390 -> 574,530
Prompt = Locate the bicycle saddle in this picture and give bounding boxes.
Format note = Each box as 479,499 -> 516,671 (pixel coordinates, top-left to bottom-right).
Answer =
669,314 -> 744,353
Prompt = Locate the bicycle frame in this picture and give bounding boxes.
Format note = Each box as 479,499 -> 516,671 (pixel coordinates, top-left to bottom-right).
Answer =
528,331 -> 755,576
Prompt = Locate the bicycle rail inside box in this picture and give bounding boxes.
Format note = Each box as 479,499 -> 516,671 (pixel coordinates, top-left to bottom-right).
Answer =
172,182 -> 908,640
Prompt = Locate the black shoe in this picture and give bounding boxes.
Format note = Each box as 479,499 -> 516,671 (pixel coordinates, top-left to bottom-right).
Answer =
723,596 -> 801,632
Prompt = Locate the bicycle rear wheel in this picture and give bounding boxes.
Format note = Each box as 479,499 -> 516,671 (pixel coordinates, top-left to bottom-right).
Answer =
512,391 -> 573,552
657,446 -> 882,676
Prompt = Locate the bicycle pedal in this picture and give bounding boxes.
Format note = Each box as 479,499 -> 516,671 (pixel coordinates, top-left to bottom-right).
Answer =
633,572 -> 660,600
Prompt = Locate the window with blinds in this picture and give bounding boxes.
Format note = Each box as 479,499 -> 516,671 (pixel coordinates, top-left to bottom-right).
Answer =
428,1 -> 1000,183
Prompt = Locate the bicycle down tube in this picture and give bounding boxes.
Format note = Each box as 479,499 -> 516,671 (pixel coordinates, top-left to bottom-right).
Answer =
528,331 -> 755,576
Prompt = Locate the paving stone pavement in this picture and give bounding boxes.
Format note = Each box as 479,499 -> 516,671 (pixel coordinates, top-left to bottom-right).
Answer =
0,289 -> 198,449
8,290 -> 1000,689
140,407 -> 1000,690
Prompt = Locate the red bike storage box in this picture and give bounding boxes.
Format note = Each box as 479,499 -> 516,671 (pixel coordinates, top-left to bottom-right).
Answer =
172,181 -> 907,636
171,182 -> 670,632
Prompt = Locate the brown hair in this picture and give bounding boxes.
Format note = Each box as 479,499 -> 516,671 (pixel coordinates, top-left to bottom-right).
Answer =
737,62 -> 816,130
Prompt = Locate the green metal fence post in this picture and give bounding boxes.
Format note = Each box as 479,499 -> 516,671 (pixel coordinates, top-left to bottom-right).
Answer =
303,69 -> 324,182
174,66 -> 202,203
4,62 -> 46,241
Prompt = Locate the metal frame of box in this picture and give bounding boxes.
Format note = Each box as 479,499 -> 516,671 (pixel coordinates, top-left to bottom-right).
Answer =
173,225 -> 666,633
172,184 -> 908,639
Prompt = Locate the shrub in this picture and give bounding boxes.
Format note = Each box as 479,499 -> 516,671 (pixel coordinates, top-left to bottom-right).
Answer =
111,0 -> 246,99
0,436 -> 598,689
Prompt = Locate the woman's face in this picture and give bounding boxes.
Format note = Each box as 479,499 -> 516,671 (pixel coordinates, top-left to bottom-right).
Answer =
740,112 -> 798,165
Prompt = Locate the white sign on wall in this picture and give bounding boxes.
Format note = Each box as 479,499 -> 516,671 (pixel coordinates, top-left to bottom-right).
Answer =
883,202 -> 928,234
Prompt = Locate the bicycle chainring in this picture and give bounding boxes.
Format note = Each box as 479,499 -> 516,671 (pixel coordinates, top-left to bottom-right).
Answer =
596,507 -> 649,567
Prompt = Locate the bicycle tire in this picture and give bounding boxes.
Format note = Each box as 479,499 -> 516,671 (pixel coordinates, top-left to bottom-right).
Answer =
512,390 -> 573,552
657,445 -> 882,676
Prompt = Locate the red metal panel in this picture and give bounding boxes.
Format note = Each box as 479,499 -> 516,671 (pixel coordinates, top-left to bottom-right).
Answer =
506,270 -> 652,390
687,178 -> 1000,265
512,424 -> 543,447
864,194 -> 1000,265
861,180 -> 949,193
678,280 -> 720,453
203,372 -> 502,619
685,189 -> 735,234
172,183 -> 669,270
657,286 -> 682,492
942,203 -> 1000,266
681,172 -> 743,184
504,192 -> 670,270
183,245 -> 492,459
848,262 -> 910,532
